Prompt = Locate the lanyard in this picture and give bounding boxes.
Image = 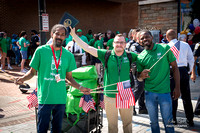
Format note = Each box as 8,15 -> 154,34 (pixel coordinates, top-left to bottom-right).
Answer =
115,55 -> 123,82
50,45 -> 62,73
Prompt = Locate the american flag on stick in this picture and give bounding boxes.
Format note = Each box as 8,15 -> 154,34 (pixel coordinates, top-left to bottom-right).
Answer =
170,41 -> 180,61
79,95 -> 96,113
116,93 -> 129,109
27,88 -> 38,109
116,80 -> 135,108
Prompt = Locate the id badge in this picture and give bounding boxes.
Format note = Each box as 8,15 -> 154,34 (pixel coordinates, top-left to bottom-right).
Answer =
55,74 -> 61,83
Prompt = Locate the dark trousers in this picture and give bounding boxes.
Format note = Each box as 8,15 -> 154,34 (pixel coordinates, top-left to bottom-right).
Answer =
194,95 -> 200,115
170,67 -> 194,121
133,75 -> 146,110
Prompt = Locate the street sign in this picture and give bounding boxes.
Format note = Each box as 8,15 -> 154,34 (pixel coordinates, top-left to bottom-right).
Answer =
42,13 -> 49,32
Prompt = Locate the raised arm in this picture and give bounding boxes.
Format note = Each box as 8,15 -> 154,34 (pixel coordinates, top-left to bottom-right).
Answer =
70,27 -> 98,57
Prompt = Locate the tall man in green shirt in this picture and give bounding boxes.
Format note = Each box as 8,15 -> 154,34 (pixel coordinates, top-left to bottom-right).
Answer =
70,27 -> 137,133
137,30 -> 180,133
15,24 -> 91,133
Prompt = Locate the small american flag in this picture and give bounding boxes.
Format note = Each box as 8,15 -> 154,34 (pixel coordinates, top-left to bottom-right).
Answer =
79,95 -> 96,113
117,80 -> 135,108
27,88 -> 38,109
116,93 -> 129,109
99,93 -> 105,110
170,41 -> 180,61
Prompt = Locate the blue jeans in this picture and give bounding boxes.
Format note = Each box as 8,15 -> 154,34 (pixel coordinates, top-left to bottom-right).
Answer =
145,91 -> 174,133
12,47 -> 20,64
37,104 -> 65,133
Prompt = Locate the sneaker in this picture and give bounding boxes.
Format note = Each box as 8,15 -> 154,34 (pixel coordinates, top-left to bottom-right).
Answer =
7,66 -> 13,70
20,69 -> 28,73
1,69 -> 6,73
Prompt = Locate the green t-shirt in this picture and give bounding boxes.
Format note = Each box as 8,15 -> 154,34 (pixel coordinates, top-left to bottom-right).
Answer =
30,44 -> 77,104
65,35 -> 72,46
88,39 -> 95,47
5,37 -> 12,50
106,38 -> 114,50
137,43 -> 176,93
19,37 -> 28,51
94,40 -> 103,49
85,33 -> 93,42
97,49 -> 137,97
0,38 -> 7,53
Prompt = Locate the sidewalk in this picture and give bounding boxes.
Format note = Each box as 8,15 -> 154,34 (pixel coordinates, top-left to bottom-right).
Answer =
0,66 -> 200,133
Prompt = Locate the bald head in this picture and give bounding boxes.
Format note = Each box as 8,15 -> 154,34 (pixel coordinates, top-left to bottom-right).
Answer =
166,29 -> 177,42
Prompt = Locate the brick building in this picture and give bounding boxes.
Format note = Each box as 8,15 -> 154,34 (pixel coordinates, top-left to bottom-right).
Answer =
138,0 -> 178,35
0,0 -> 139,40
1,0 -> 191,41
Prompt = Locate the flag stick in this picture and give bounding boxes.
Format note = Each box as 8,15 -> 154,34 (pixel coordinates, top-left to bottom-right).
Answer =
149,48 -> 171,71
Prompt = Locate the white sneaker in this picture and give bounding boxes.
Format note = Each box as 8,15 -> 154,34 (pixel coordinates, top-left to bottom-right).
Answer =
20,69 -> 27,73
1,69 -> 6,73
8,66 -> 13,70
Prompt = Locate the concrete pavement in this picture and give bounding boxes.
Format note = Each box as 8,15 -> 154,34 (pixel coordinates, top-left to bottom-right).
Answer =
0,66 -> 200,133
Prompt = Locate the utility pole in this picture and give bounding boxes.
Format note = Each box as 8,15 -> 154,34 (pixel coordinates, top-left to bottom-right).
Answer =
38,0 -> 47,45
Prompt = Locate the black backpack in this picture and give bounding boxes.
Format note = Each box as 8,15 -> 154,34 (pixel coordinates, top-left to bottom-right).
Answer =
104,50 -> 135,88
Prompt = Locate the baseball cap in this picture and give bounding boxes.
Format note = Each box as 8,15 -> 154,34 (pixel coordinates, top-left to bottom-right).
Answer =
77,29 -> 82,33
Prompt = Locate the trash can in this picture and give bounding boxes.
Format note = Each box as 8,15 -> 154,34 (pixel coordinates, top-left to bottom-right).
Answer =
73,53 -> 83,68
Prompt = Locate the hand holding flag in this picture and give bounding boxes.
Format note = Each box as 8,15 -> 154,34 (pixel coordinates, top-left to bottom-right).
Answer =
79,95 -> 96,113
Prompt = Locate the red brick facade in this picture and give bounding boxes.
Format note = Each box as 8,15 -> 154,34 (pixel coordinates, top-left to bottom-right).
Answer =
138,1 -> 178,34
0,0 -> 138,39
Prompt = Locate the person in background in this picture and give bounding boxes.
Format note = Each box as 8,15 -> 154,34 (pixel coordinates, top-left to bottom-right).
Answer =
85,29 -> 93,42
4,32 -> 13,70
30,30 -> 40,56
161,34 -> 169,44
18,31 -> 30,73
103,30 -> 112,49
0,32 -> 7,72
77,29 -> 88,66
123,32 -> 129,42
166,29 -> 194,126
106,32 -> 115,50
11,34 -> 20,66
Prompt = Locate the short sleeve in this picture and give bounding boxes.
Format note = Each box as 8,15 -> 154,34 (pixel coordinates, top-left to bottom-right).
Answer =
97,49 -> 107,64
130,52 -> 138,62
29,47 -> 40,71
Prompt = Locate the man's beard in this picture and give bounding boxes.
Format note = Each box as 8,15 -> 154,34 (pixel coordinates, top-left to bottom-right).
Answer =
54,38 -> 63,48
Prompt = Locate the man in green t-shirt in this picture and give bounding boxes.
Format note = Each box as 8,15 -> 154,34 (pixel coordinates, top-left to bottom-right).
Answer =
15,24 -> 91,133
136,30 -> 180,133
0,32 -> 7,72
71,27 -> 137,133
4,32 -> 13,70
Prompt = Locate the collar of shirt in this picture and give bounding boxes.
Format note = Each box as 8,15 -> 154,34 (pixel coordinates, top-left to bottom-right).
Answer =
168,39 -> 178,47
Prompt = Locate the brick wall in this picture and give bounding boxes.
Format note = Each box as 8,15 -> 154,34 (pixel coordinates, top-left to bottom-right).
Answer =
0,0 -> 138,40
139,1 -> 178,34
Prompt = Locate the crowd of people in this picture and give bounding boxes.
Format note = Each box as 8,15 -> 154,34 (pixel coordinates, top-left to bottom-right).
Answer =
1,24 -> 200,133
0,30 -> 40,73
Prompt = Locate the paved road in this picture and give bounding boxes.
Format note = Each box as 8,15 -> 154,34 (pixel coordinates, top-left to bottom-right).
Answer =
0,65 -> 200,133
